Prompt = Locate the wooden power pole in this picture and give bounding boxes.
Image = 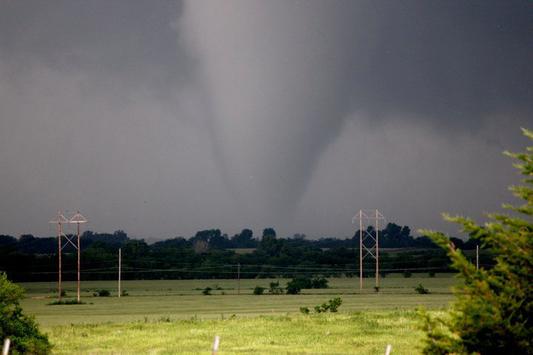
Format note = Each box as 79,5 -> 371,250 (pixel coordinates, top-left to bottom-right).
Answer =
69,212 -> 87,303
49,211 -> 68,301
118,248 -> 122,298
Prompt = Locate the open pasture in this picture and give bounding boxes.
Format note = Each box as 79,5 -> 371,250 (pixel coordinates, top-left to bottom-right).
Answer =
17,275 -> 456,354
19,275 -> 455,326
45,310 -> 442,354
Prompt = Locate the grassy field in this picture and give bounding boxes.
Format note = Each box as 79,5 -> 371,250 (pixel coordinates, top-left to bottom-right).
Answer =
45,310 -> 442,354
17,275 -> 457,354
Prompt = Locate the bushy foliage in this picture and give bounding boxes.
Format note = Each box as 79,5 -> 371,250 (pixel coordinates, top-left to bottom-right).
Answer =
286,277 -> 309,294
314,297 -> 343,313
95,289 -> 110,297
299,306 -> 310,314
285,282 -> 301,295
286,276 -> 329,295
268,281 -> 284,295
310,276 -> 329,289
253,286 -> 265,295
420,128 -> 533,354
202,287 -> 212,295
47,299 -> 85,305
0,272 -> 52,354
414,284 -> 429,295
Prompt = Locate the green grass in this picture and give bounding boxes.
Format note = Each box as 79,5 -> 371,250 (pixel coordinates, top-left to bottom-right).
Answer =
19,275 -> 455,326
46,310 -> 437,354
16,275 -> 456,353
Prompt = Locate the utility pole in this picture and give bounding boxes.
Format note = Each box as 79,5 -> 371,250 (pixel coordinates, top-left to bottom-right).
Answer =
375,209 -> 380,290
69,212 -> 87,303
49,211 -> 68,301
118,248 -> 122,298
476,244 -> 479,270
352,209 -> 385,291
237,263 -> 241,295
359,210 -> 363,290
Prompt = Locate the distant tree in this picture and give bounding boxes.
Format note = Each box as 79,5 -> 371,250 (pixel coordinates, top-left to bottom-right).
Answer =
291,233 -> 306,240
259,227 -> 282,256
262,228 -> 276,239
123,239 -> 149,259
193,240 -> 209,254
449,237 -> 464,249
190,229 -> 228,250
113,230 -> 128,240
209,232 -> 231,249
231,229 -> 256,248
18,234 -> 35,244
420,128 -> 533,354
0,235 -> 16,247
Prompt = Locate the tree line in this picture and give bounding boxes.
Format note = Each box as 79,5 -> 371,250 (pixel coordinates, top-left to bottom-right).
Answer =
0,223 -> 486,282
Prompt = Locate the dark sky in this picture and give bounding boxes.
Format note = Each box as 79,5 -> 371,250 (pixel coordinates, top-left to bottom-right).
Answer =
0,0 -> 531,240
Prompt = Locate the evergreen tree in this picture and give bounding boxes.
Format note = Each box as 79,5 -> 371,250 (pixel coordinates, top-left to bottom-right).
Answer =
420,128 -> 533,354
0,273 -> 51,354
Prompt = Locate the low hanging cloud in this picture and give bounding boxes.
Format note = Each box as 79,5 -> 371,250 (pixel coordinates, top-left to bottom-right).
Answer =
0,1 -> 531,238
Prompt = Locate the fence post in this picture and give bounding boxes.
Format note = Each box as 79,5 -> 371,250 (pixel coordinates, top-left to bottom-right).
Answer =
385,344 -> 392,355
2,338 -> 10,355
212,335 -> 220,355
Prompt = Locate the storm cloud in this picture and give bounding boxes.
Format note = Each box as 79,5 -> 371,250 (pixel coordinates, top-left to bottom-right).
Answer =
0,1 -> 531,238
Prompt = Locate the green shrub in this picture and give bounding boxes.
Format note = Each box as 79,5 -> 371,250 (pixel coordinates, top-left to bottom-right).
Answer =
403,271 -> 412,278
285,276 -> 328,294
253,286 -> 265,295
285,282 -> 301,295
202,287 -> 212,295
328,297 -> 343,312
0,272 -> 52,354
414,284 -> 429,294
97,289 -> 110,297
310,276 -> 328,289
299,307 -> 310,314
121,290 -> 129,297
268,281 -> 284,295
420,129 -> 533,354
47,299 -> 85,305
286,276 -> 309,294
313,297 -> 343,313
428,271 -> 436,278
